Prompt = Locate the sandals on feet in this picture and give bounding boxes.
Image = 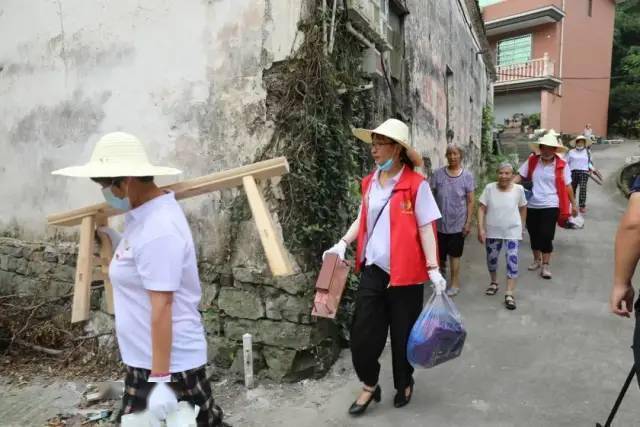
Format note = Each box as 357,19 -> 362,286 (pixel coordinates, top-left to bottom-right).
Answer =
505,294 -> 517,310
485,282 -> 499,295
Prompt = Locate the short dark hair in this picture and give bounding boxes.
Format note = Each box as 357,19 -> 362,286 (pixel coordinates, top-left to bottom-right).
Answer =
399,147 -> 415,168
90,176 -> 153,187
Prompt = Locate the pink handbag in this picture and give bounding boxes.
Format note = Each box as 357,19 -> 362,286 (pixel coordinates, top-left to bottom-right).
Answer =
311,253 -> 350,319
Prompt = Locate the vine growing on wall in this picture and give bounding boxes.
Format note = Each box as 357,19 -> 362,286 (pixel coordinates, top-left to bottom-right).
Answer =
261,10 -> 373,269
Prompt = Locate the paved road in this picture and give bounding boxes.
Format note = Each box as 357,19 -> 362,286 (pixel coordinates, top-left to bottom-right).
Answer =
224,141 -> 640,426
2,142 -> 640,427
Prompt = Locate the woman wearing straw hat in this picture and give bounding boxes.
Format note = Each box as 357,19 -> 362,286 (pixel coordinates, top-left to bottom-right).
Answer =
323,119 -> 444,415
567,135 -> 594,214
515,130 -> 578,280
52,132 -> 228,427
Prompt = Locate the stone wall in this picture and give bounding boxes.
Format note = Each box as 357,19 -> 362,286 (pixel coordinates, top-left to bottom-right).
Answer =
0,236 -> 340,382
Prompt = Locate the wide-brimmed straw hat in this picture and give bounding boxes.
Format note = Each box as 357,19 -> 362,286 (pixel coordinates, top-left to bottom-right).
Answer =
352,119 -> 423,167
569,135 -> 593,148
528,129 -> 568,153
52,132 -> 182,178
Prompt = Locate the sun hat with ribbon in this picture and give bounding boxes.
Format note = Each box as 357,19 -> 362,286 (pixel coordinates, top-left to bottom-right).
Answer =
569,135 -> 593,148
351,118 -> 423,167
52,132 -> 182,178
528,129 -> 568,153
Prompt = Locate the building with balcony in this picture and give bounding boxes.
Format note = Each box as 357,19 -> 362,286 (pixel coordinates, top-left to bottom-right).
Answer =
480,0 -> 624,137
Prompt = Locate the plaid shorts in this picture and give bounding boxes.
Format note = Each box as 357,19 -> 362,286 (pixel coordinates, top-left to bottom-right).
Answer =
118,365 -> 226,427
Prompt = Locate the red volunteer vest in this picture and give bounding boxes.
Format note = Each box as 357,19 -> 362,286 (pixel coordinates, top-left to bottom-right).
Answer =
355,168 -> 436,286
526,154 -> 571,227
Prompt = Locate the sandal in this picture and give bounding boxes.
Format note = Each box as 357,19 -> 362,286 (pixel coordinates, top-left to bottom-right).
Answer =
540,264 -> 552,279
505,294 -> 517,310
485,282 -> 499,295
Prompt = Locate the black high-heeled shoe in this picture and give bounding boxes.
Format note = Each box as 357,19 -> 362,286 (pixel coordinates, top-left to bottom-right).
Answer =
394,378 -> 414,408
348,385 -> 381,416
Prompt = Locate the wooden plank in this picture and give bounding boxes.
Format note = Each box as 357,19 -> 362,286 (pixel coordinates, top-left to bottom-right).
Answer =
96,217 -> 114,315
242,175 -> 294,277
48,157 -> 290,227
71,216 -> 96,323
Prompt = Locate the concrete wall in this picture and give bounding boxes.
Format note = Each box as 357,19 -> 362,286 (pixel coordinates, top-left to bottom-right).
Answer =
559,0 -> 616,136
482,0 -> 563,22
495,90 -> 541,125
405,0 -> 491,170
0,0 -> 304,238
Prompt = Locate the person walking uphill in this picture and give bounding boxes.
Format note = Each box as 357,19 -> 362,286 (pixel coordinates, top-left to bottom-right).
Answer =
52,132 -> 229,427
515,130 -> 578,280
567,135 -> 594,214
323,119 -> 445,416
478,163 -> 527,310
430,143 -> 475,296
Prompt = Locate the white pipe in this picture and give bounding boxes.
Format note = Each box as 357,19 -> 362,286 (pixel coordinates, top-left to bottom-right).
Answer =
328,0 -> 338,54
243,333 -> 254,389
346,22 -> 375,48
323,0 -> 328,56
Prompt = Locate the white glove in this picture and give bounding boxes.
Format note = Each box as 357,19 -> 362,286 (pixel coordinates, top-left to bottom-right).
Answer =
429,268 -> 447,294
147,382 -> 178,421
322,240 -> 347,261
97,226 -> 122,251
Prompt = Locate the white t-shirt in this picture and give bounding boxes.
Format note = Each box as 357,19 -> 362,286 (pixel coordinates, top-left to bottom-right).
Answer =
566,148 -> 590,171
479,183 -> 527,240
109,192 -> 207,373
518,157 -> 572,209
362,167 -> 442,273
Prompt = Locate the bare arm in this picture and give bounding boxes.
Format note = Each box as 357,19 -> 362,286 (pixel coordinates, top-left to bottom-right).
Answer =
341,209 -> 361,245
513,175 -> 523,184
418,222 -> 439,268
464,192 -> 475,236
566,185 -> 578,215
611,193 -> 640,317
477,204 -> 486,244
149,291 -> 173,374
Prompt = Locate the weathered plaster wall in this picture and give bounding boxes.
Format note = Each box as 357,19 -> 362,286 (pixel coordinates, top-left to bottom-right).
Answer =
0,0 -> 303,238
405,0 -> 491,170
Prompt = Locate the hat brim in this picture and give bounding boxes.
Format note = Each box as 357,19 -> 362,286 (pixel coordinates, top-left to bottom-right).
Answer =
352,127 -> 424,167
52,162 -> 182,178
528,142 -> 568,153
569,138 -> 593,147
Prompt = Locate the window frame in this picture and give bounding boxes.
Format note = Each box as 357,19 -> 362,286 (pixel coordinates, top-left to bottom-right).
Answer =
496,34 -> 533,66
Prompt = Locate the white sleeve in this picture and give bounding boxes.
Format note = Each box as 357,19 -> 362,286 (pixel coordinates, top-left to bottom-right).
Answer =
518,186 -> 527,207
415,181 -> 442,227
518,161 -> 529,178
135,234 -> 186,292
564,163 -> 572,185
478,185 -> 489,206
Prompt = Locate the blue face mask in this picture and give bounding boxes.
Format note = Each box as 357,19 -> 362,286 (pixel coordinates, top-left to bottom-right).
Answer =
377,158 -> 394,172
102,186 -> 131,211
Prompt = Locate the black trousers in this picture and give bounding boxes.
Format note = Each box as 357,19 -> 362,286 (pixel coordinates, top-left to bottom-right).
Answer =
350,264 -> 424,391
526,208 -> 559,253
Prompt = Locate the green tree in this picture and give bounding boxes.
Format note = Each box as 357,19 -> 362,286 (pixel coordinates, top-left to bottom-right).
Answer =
609,0 -> 640,136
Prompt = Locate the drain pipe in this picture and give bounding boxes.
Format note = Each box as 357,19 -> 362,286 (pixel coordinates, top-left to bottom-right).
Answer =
346,22 -> 375,49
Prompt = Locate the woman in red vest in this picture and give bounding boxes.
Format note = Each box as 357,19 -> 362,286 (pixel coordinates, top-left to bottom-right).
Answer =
323,119 -> 445,416
515,130 -> 578,279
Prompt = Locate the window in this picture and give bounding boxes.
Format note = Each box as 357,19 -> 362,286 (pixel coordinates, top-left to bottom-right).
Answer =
497,35 -> 532,66
588,0 -> 593,17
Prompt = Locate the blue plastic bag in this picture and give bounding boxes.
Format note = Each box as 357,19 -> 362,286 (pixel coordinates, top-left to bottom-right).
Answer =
407,291 -> 466,368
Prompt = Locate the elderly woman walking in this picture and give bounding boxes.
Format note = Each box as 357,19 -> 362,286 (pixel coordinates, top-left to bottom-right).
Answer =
52,133 -> 228,427
323,119 -> 444,415
430,143 -> 475,296
516,130 -> 578,279
478,163 -> 527,310
567,135 -> 594,214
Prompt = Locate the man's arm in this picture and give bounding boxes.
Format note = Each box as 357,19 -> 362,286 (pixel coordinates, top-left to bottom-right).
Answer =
611,193 -> 640,317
